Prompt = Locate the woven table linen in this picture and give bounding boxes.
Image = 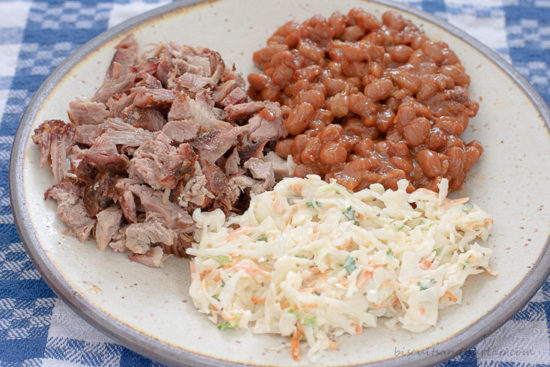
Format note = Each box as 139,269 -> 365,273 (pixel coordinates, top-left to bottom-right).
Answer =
0,0 -> 549,366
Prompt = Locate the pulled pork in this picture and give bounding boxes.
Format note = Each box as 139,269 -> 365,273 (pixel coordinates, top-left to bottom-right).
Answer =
33,34 -> 293,267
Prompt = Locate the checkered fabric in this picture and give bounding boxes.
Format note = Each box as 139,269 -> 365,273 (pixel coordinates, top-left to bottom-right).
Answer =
0,0 -> 548,366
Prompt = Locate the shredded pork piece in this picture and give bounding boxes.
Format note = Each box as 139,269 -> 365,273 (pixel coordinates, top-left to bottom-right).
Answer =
32,34 -> 292,266
95,206 -> 122,251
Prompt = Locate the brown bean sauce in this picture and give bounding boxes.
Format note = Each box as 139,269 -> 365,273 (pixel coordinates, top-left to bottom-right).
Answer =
248,9 -> 482,192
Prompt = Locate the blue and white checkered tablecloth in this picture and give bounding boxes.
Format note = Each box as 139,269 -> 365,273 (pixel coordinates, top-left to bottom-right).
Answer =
0,0 -> 548,366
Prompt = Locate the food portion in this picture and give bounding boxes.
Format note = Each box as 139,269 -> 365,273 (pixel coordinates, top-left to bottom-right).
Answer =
31,8 -> 495,361
249,9 -> 482,192
32,34 -> 295,265
189,175 -> 493,360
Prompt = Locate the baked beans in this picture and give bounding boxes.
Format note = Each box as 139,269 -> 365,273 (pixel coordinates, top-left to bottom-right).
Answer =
250,9 -> 482,192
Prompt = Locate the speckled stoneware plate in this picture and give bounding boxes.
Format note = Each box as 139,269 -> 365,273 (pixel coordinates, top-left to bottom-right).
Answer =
9,0 -> 550,366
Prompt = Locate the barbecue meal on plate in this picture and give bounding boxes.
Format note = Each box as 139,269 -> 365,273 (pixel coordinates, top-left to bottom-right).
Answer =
30,7 -> 493,362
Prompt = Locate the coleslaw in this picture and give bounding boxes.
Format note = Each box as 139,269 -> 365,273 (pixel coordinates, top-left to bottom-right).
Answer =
187,175 -> 494,361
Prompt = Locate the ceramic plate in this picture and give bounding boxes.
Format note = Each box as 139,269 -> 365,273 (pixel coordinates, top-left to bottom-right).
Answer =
9,0 -> 550,366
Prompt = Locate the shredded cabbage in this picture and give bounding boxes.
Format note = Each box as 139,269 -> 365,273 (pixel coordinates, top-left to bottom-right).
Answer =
187,176 -> 494,361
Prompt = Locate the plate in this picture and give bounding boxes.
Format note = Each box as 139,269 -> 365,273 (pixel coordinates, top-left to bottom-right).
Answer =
9,0 -> 550,366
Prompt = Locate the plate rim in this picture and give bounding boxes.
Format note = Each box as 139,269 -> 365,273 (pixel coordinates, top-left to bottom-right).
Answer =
9,0 -> 550,366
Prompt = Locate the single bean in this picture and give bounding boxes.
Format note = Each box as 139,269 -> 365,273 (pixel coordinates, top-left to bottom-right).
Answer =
327,92 -> 349,117
318,124 -> 343,143
340,42 -> 368,62
381,169 -> 407,190
364,78 -> 394,100
253,44 -> 289,68
296,89 -> 325,109
294,65 -> 322,81
314,109 -> 334,125
348,92 -> 371,117
324,77 -> 348,96
328,61 -> 343,76
344,118 -> 370,137
271,64 -> 294,86
382,11 -> 406,31
440,65 -> 470,86
284,102 -> 315,135
427,127 -> 447,151
376,109 -> 395,132
416,80 -> 438,101
284,31 -> 301,48
260,83 -> 281,101
422,41 -> 444,63
436,116 -> 464,135
375,141 -> 390,156
354,138 -> 375,156
395,104 -> 417,128
441,48 -> 460,65
273,21 -> 299,37
416,149 -> 442,177
343,158 -> 377,180
349,8 -> 381,32
248,73 -> 270,90
390,156 -> 413,174
388,141 -> 409,157
291,79 -> 311,95
390,45 -> 413,63
445,146 -> 465,189
359,171 -> 383,189
339,134 -> 360,150
298,40 -> 325,63
368,62 -> 384,79
301,136 -> 322,164
464,141 -> 483,172
341,25 -> 364,42
394,72 -> 420,93
329,11 -> 347,37
275,139 -> 294,158
445,135 -> 465,150
342,60 -> 369,78
403,117 -> 431,146
319,141 -> 348,165
291,134 -> 309,162
283,50 -> 305,70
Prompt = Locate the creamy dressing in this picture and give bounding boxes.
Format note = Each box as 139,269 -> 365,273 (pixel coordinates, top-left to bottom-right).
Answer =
187,175 -> 493,360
